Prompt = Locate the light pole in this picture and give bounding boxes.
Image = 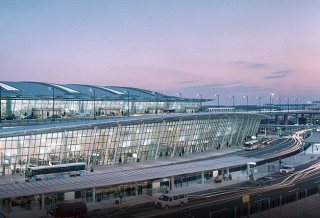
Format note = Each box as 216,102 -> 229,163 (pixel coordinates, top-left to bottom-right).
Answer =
197,93 -> 202,112
270,92 -> 275,104
124,91 -> 130,116
177,92 -> 182,113
267,97 -> 272,115
0,85 -> 2,124
285,97 -> 290,113
229,95 -> 235,107
244,96 -> 248,112
215,94 -> 220,108
270,92 -> 275,113
294,98 -> 299,110
90,89 -> 96,120
277,97 -> 281,104
49,87 -> 55,122
152,92 -> 158,114
256,96 -> 261,108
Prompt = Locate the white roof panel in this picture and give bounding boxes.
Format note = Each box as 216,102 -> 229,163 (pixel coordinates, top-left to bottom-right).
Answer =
0,82 -> 20,91
50,84 -> 79,93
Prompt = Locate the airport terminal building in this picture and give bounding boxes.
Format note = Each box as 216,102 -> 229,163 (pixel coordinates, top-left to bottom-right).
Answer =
0,112 -> 263,176
0,81 -> 265,176
0,81 -> 202,119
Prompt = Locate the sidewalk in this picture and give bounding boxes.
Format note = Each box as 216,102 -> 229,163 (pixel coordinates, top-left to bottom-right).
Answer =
2,147 -> 319,218
250,194 -> 320,218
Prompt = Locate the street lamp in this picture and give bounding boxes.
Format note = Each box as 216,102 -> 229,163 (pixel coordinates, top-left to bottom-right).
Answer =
152,92 -> 158,114
215,94 -> 220,108
90,89 -> 96,120
49,87 -> 55,122
277,97 -> 281,104
197,93 -> 202,112
270,92 -> 275,113
270,92 -> 275,104
177,93 -> 182,113
229,95 -> 235,107
0,85 -> 2,124
267,97 -> 272,115
256,96 -> 261,107
244,96 -> 248,112
294,98 -> 299,110
285,97 -> 290,113
124,91 -> 130,116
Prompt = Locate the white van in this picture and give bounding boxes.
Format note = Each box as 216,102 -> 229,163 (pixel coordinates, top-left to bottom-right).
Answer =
155,193 -> 188,209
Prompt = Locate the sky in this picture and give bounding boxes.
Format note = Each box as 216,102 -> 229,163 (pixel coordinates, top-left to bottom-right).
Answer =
1,0 -> 320,105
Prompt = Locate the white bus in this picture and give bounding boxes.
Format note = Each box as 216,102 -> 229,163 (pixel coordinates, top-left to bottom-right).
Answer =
243,139 -> 259,150
25,162 -> 86,182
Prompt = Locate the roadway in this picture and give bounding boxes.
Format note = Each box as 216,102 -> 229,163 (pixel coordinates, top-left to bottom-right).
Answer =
86,156 -> 320,218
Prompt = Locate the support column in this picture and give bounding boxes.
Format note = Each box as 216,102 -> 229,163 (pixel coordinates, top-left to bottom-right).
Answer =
171,176 -> 174,191
41,194 -> 44,210
135,182 -> 138,196
92,187 -> 96,203
284,115 -> 288,125
226,167 -> 230,176
201,171 -> 205,184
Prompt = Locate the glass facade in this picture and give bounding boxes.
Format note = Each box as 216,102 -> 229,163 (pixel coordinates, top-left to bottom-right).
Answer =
0,82 -> 202,119
0,98 -> 200,118
0,113 -> 262,176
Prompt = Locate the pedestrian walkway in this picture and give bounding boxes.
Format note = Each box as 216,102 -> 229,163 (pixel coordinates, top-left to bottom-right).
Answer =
1,147 -> 319,218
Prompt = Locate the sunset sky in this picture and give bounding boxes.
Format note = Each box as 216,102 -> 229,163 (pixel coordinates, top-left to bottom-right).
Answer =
1,0 -> 320,105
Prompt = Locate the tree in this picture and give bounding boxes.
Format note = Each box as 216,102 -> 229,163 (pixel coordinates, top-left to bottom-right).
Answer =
17,159 -> 26,175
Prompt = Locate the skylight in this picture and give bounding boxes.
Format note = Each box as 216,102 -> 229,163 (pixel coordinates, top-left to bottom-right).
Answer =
50,84 -> 79,93
0,82 -> 20,91
100,87 -> 124,95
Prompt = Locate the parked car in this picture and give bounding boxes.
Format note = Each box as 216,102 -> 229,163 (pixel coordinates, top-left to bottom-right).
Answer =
74,113 -> 88,118
48,114 -> 62,119
23,114 -> 39,119
3,114 -> 17,120
47,202 -> 87,217
280,165 -> 295,174
251,176 -> 277,186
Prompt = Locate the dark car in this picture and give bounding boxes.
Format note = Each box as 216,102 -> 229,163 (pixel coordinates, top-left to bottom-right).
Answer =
47,202 -> 87,217
252,176 -> 277,186
4,115 -> 17,120
24,114 -> 39,119
48,114 -> 62,119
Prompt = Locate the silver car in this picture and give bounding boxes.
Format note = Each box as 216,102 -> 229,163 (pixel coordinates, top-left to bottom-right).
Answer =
280,165 -> 295,174
252,176 -> 277,186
